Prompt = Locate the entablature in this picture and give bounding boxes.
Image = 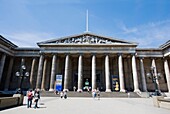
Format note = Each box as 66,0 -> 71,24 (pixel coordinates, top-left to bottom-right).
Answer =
136,48 -> 163,58
14,48 -> 40,57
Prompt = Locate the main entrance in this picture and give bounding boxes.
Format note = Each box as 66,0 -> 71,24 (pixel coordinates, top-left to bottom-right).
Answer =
83,70 -> 91,90
73,72 -> 92,91
83,78 -> 91,90
73,70 -> 102,91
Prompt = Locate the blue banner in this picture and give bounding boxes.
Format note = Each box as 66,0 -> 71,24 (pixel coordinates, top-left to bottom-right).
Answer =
56,75 -> 63,91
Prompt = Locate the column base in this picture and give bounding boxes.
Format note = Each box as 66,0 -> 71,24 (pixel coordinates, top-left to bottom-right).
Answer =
63,89 -> 69,92
105,89 -> 112,92
41,88 -> 46,91
77,89 -> 83,92
49,88 -> 54,91
120,89 -> 126,92
143,90 -> 148,92
165,92 -> 170,97
35,88 -> 41,91
134,89 -> 141,93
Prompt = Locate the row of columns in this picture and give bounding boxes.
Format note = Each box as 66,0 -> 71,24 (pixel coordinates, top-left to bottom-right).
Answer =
75,54 -> 141,92
2,52 -> 169,93
27,54 -> 170,93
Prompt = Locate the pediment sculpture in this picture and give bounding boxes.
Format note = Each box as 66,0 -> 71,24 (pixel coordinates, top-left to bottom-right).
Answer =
55,35 -> 121,44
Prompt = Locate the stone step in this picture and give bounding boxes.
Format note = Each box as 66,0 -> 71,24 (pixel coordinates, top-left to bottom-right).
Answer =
40,91 -> 141,98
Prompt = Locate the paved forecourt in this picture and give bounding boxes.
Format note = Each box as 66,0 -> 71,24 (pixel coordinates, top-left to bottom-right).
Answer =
1,97 -> 170,114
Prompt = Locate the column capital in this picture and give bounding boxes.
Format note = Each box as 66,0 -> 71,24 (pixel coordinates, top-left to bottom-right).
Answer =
151,57 -> 159,60
104,53 -> 110,56
64,53 -> 70,56
117,53 -> 122,56
32,57 -> 37,60
163,57 -> 169,60
51,53 -> 57,56
139,57 -> 145,60
78,53 -> 83,56
91,53 -> 96,56
130,53 -> 137,56
39,51 -> 45,55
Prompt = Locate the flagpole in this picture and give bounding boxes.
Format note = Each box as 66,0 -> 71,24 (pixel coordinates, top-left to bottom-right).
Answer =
85,10 -> 89,32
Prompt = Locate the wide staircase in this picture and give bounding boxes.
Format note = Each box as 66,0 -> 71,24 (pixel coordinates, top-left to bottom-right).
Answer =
40,91 -> 141,98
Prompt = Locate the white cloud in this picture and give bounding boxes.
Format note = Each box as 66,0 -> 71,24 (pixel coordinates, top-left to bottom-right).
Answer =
116,20 -> 170,48
118,22 -> 138,34
2,32 -> 56,47
2,19 -> 170,48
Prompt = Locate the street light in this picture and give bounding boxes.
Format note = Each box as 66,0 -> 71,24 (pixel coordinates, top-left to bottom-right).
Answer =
146,66 -> 162,96
16,64 -> 29,94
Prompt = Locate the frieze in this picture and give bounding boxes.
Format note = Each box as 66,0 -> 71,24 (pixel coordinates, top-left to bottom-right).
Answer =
55,35 -> 123,44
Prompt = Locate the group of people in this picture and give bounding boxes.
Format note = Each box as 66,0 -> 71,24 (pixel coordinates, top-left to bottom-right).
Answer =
59,90 -> 68,99
27,89 -> 40,109
92,89 -> 100,100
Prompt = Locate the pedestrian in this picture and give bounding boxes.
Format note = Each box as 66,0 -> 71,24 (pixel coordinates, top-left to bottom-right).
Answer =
96,88 -> 100,100
64,91 -> 67,99
60,91 -> 63,99
54,90 -> 58,95
27,90 -> 33,108
92,90 -> 96,99
34,90 -> 40,109
87,87 -> 90,93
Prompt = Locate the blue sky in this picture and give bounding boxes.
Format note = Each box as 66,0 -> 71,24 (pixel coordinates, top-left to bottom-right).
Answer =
0,0 -> 170,48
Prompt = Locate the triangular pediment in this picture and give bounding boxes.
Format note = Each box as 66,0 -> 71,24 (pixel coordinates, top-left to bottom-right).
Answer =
37,33 -> 137,46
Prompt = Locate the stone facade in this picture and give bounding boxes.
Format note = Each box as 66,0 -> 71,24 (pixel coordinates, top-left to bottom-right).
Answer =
0,33 -> 169,93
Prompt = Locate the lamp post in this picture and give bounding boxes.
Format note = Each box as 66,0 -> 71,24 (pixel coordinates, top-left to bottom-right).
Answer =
16,64 -> 29,94
146,66 -> 162,96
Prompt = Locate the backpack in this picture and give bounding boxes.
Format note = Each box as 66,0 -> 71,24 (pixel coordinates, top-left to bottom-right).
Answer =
28,92 -> 32,99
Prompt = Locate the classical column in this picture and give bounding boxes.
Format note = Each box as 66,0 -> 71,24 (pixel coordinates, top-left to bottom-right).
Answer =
118,54 -> 126,92
0,54 -> 6,83
139,58 -> 147,92
63,54 -> 69,91
92,54 -> 96,91
49,55 -> 57,91
4,57 -> 14,91
164,59 -> 170,92
30,58 -> 36,89
77,54 -> 83,92
105,55 -> 111,92
36,55 -> 44,89
132,54 -> 140,92
41,58 -> 48,91
151,59 -> 160,89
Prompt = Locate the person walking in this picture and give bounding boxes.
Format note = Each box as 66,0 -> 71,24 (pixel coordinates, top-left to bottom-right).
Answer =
96,88 -> 100,100
64,91 -> 67,99
92,90 -> 96,99
27,90 -> 33,108
34,90 -> 40,109
60,91 -> 63,99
